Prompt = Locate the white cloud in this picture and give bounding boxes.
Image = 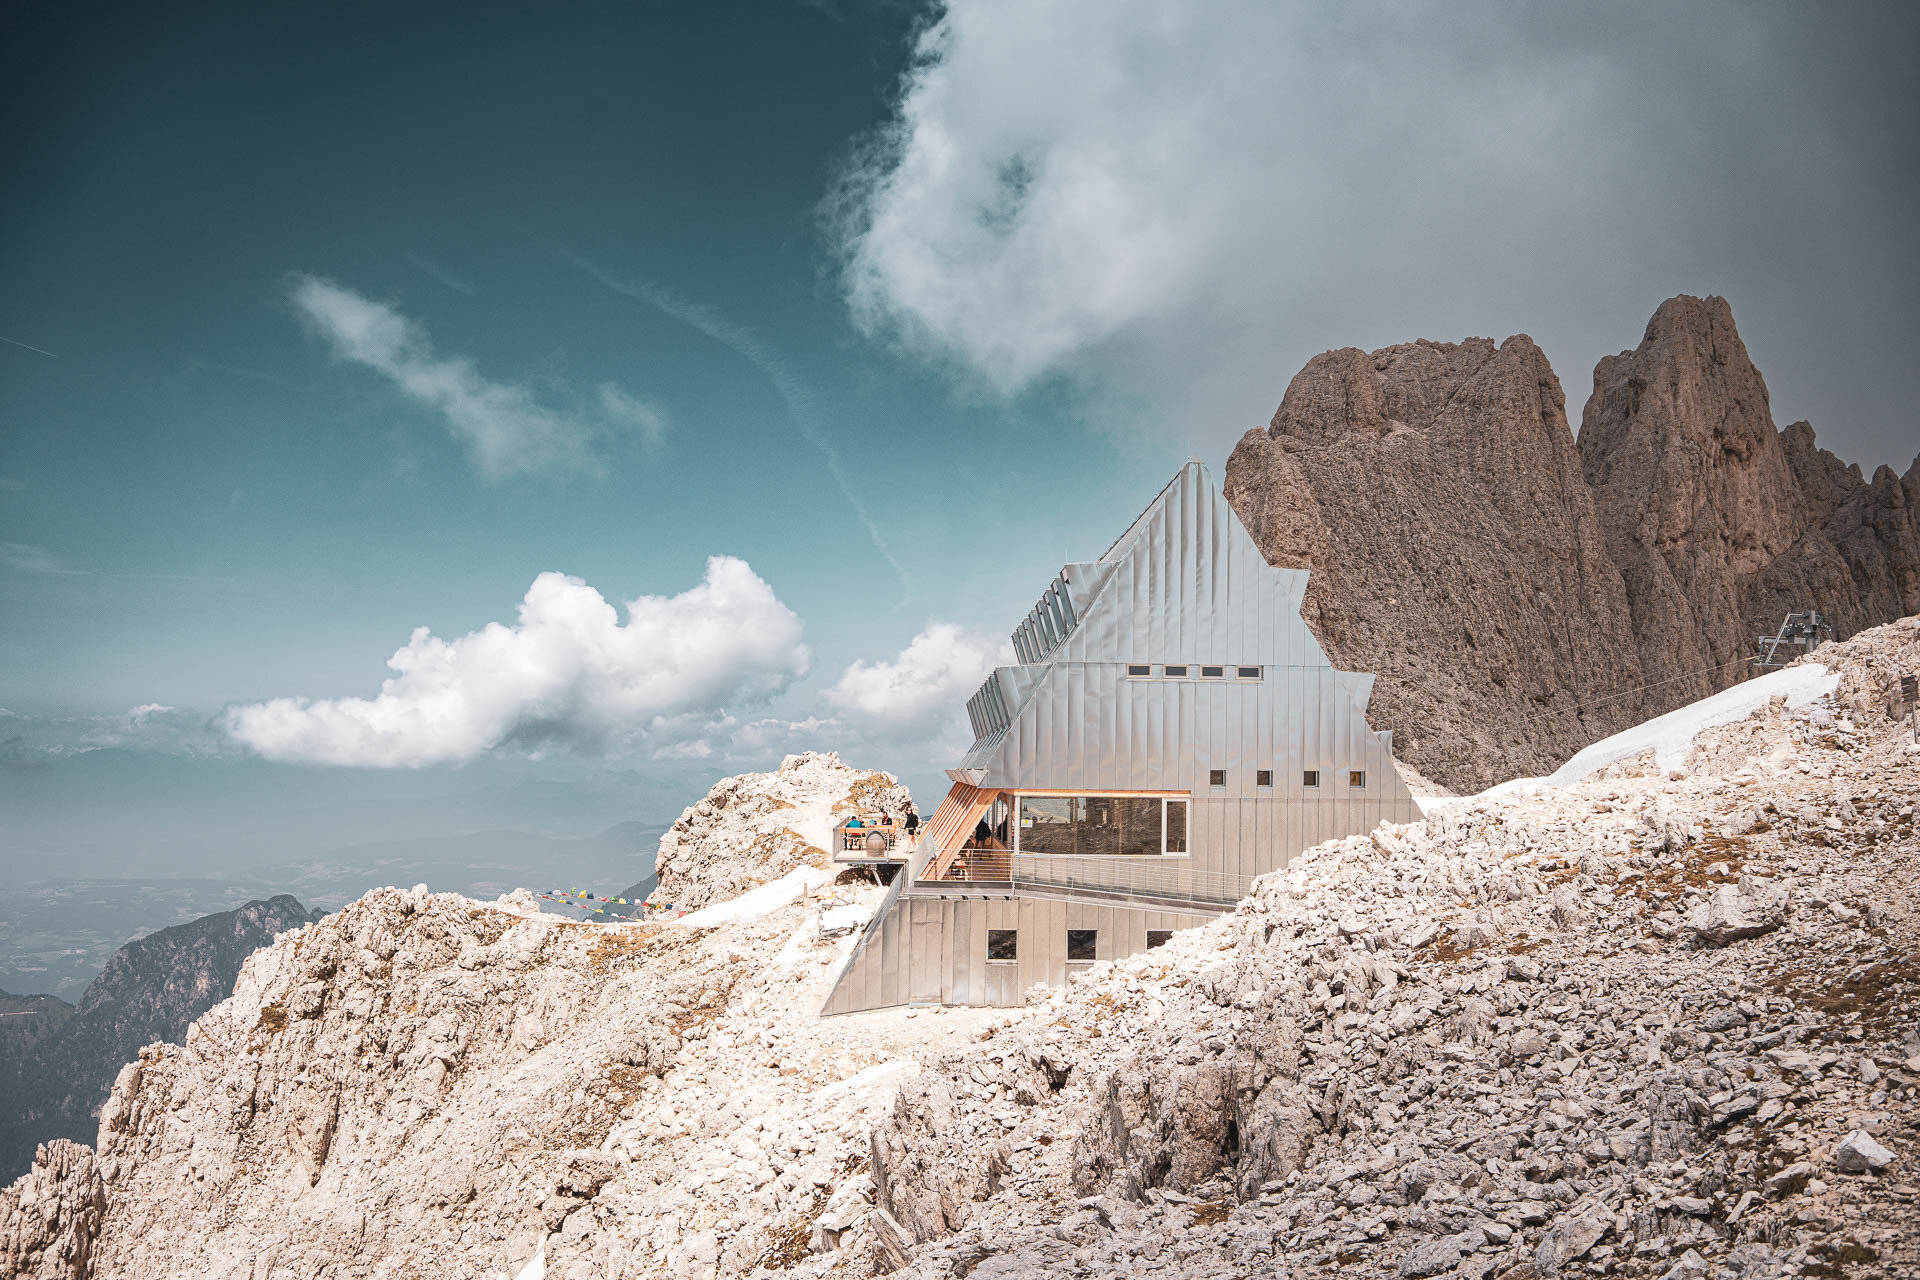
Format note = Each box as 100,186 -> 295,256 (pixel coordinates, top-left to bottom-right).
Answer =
824,622 -> 1009,742
222,557 -> 811,767
830,3 -> 1884,454
596,382 -> 669,454
288,275 -> 666,476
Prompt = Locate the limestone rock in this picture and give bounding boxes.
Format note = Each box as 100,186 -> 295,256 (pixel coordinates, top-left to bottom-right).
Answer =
1689,877 -> 1790,946
1225,294 -> 1919,792
1226,335 -> 1641,791
1833,1129 -> 1896,1173
1580,295 -> 1920,709
0,1140 -> 105,1280
649,751 -> 912,912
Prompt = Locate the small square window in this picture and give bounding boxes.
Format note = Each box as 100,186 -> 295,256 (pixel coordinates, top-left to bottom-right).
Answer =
1163,664 -> 1188,678
1303,770 -> 1320,788
1256,769 -> 1272,787
1200,664 -> 1224,678
1067,929 -> 1097,961
987,929 -> 1017,962
1349,770 -> 1367,789
1208,769 -> 1226,787
1237,665 -> 1262,679
1126,663 -> 1151,677
1146,929 -> 1173,949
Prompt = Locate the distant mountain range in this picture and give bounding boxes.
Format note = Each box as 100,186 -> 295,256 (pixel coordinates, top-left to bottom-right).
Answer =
0,895 -> 319,1183
0,822 -> 663,1000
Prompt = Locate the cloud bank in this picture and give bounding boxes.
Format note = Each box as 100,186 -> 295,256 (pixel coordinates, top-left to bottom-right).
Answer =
223,558 -> 810,767
288,275 -> 669,476
831,2 -> 1920,462
824,622 -> 1007,741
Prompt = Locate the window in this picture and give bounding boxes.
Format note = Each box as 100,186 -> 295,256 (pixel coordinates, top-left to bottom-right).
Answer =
1018,795 -> 1076,855
1126,663 -> 1151,677
1349,770 -> 1367,789
1237,666 -> 1262,679
1256,769 -> 1272,787
1208,769 -> 1226,787
1163,664 -> 1188,678
1146,929 -> 1173,949
1200,665 -> 1224,678
987,929 -> 1018,962
1303,770 -> 1320,788
1117,797 -> 1163,857
1066,929 -> 1097,961
1165,800 -> 1187,854
1017,795 -> 1185,857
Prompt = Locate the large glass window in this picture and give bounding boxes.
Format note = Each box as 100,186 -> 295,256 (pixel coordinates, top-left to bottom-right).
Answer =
1015,795 -> 1188,856
1017,796 -> 1076,855
1080,796 -> 1121,857
1117,797 -> 1162,856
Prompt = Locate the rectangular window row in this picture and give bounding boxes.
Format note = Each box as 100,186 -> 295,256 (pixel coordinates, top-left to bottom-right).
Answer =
1124,664 -> 1263,680
1208,769 -> 1366,789
985,927 -> 1175,964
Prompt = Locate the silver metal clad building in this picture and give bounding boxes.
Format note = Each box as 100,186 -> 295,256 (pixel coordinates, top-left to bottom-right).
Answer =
823,461 -> 1418,1014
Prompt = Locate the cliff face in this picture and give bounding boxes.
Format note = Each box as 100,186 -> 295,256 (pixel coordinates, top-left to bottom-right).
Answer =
0,895 -> 318,1183
1228,295 -> 1920,791
1226,336 -> 1644,791
1578,294 -> 1920,709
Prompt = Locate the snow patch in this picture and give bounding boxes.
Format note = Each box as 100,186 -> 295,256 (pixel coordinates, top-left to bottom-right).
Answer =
1478,663 -> 1839,800
674,865 -> 835,929
818,1058 -> 918,1100
512,1238 -> 545,1280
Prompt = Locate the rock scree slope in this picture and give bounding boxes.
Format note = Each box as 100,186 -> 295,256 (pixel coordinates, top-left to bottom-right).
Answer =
2,622 -> 1916,1277
867,616 -> 1920,1280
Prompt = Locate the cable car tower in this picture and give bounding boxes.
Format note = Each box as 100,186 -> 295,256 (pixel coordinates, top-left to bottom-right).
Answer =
1750,611 -> 1831,671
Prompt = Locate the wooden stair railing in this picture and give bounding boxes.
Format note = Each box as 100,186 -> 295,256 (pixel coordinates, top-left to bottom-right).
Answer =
919,783 -> 999,882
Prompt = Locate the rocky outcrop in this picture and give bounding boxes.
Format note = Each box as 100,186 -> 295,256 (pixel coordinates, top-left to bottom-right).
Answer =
1579,294 -> 1920,711
0,1140 -> 106,1280
3,622 -> 1916,1280
649,751 -> 912,911
0,872 -> 994,1279
0,895 -> 318,1182
1227,295 -> 1920,792
869,617 -> 1920,1280
1227,336 -> 1645,791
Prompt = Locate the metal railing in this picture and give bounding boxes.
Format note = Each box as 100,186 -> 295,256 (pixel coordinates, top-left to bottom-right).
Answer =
920,850 -> 1258,909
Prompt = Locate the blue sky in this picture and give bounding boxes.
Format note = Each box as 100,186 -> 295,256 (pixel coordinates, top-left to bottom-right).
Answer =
3,1 -> 1917,874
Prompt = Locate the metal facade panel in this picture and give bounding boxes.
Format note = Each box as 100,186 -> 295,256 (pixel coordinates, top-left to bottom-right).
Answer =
825,461 -> 1423,1015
